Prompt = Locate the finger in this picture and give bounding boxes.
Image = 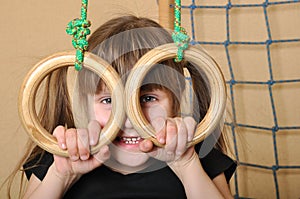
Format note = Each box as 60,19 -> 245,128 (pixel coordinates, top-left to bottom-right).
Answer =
139,139 -> 154,153
53,126 -> 67,150
77,129 -> 90,161
93,145 -> 110,165
174,118 -> 188,158
165,118 -> 177,158
139,139 -> 160,159
184,117 -> 197,142
151,117 -> 166,145
88,120 -> 101,146
66,128 -> 79,161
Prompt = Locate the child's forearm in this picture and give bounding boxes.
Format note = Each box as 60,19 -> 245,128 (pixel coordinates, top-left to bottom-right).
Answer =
169,151 -> 224,199
22,164 -> 80,199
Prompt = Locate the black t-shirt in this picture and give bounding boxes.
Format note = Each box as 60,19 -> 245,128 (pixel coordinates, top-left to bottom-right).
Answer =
24,145 -> 236,199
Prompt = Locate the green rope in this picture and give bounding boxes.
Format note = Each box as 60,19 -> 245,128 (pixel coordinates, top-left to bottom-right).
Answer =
66,0 -> 91,71
172,0 -> 190,62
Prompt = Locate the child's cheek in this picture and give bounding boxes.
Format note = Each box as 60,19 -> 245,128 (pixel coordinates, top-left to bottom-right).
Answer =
142,104 -> 167,122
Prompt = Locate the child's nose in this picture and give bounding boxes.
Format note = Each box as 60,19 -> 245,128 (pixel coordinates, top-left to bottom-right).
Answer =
124,117 -> 134,129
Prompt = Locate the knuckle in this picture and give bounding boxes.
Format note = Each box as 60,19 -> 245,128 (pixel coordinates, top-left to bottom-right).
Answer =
88,120 -> 101,133
166,120 -> 177,134
53,125 -> 65,137
184,116 -> 197,126
66,129 -> 77,147
66,128 -> 76,138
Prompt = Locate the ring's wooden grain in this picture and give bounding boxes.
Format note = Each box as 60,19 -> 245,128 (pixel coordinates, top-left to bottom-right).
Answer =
125,43 -> 227,147
19,51 -> 125,156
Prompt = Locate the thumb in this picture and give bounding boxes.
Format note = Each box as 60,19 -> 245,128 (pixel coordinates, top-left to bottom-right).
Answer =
139,139 -> 153,153
139,139 -> 159,158
93,145 -> 110,165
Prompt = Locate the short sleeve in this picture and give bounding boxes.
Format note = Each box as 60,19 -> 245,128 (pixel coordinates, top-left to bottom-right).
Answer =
200,147 -> 237,183
23,151 -> 54,181
195,132 -> 237,183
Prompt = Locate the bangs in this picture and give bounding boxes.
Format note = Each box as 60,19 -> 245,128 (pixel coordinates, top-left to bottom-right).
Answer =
90,27 -> 173,83
77,26 -> 176,95
141,62 -> 186,97
77,68 -> 100,95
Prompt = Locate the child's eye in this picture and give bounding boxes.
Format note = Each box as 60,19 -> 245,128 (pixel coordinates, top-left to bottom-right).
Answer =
140,95 -> 157,103
100,97 -> 112,104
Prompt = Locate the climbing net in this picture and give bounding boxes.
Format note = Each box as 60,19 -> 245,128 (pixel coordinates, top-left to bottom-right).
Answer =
177,0 -> 300,198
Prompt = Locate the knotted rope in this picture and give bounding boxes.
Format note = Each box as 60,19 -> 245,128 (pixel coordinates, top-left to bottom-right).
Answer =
172,0 -> 190,62
66,0 -> 91,71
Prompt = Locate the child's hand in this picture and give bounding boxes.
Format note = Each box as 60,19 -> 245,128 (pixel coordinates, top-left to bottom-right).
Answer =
52,120 -> 110,180
139,116 -> 197,162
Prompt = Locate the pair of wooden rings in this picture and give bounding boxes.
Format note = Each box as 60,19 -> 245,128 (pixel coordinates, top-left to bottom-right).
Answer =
19,43 -> 226,157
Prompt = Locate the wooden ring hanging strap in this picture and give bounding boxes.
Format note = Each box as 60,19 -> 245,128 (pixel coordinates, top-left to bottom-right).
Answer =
18,51 -> 125,157
125,43 -> 227,147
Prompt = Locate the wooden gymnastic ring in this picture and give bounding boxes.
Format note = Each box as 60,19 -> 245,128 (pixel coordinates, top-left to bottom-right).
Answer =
125,43 -> 226,147
19,51 -> 125,156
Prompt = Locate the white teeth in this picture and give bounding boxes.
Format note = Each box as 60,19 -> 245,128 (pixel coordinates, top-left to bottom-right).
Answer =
121,137 -> 141,144
125,140 -> 138,144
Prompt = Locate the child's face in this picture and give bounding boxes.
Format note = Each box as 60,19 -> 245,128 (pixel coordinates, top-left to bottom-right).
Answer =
93,85 -> 173,169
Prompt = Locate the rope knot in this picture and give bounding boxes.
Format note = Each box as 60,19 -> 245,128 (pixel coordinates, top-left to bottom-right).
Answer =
172,28 -> 190,62
66,18 -> 91,50
66,18 -> 91,70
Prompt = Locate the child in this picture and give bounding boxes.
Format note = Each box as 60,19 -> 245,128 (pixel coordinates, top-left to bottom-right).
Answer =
6,15 -> 236,199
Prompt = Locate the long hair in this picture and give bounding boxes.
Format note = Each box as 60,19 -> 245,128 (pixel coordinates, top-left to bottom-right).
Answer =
3,15 -> 227,198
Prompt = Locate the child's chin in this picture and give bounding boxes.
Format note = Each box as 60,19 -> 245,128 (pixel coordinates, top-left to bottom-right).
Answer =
115,151 -> 149,167
122,158 -> 149,168
110,146 -> 150,169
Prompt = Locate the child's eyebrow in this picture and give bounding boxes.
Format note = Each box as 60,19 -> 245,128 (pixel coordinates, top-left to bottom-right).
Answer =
97,89 -> 111,95
96,82 -> 111,94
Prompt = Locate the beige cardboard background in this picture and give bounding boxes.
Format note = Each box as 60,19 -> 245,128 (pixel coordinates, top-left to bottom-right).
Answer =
1,0 -> 299,198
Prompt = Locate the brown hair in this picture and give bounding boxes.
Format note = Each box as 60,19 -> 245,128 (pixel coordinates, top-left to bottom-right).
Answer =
3,15 -> 227,198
